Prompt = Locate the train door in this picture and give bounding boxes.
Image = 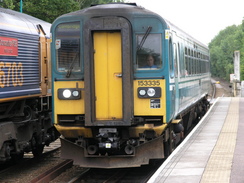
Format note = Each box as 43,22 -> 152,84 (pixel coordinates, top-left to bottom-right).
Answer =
38,25 -> 49,96
173,43 -> 180,115
83,17 -> 133,126
169,37 -> 180,119
169,38 -> 175,119
93,32 -> 122,120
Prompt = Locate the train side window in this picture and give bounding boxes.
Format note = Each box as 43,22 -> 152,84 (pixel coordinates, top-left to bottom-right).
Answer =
200,56 -> 203,73
196,59 -> 199,74
136,34 -> 162,70
169,38 -> 174,77
178,43 -> 185,77
188,49 -> 191,75
55,22 -> 81,73
185,47 -> 189,76
193,51 -> 196,75
190,50 -> 193,75
173,43 -> 178,78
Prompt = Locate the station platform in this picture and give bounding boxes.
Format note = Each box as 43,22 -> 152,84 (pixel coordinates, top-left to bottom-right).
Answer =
148,97 -> 244,183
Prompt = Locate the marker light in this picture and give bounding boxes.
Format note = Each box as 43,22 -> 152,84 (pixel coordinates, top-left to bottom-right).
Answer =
58,88 -> 82,100
139,89 -> 146,96
72,90 -> 79,97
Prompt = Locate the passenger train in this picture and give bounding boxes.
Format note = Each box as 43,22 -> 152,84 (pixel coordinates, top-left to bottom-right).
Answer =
0,7 -> 59,162
51,3 -> 211,168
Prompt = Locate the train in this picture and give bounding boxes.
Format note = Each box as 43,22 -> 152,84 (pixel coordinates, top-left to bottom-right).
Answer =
51,3 -> 211,168
0,7 -> 59,162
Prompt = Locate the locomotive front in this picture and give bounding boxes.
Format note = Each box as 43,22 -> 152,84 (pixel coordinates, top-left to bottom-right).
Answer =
51,4 -> 171,168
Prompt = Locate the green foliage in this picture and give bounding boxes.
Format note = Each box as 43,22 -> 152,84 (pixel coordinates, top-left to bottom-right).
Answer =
24,0 -> 80,23
0,0 -> 124,23
0,0 -> 15,9
209,22 -> 244,81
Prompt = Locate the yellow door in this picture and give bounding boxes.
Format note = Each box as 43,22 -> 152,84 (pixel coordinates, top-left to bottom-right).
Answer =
93,32 -> 122,120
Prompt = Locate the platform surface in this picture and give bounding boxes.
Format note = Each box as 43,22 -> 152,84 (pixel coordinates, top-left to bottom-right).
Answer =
148,97 -> 244,183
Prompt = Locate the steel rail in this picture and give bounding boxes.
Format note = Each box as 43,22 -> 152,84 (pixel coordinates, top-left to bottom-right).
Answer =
30,159 -> 73,183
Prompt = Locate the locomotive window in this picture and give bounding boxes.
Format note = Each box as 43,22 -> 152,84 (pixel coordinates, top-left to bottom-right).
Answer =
136,34 -> 162,70
55,22 -> 81,73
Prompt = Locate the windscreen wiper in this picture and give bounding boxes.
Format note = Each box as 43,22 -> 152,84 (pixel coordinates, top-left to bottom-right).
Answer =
137,26 -> 152,51
66,52 -> 78,78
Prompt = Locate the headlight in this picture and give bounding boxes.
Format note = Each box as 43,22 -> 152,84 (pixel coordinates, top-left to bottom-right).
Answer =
63,89 -> 71,98
138,87 -> 161,98
58,88 -> 81,100
147,88 -> 156,97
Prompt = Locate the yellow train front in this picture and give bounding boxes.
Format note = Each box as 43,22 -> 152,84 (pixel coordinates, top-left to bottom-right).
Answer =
51,3 -> 210,168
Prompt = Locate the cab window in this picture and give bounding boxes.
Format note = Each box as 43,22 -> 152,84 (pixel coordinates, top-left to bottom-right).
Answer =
136,34 -> 162,70
55,22 -> 81,73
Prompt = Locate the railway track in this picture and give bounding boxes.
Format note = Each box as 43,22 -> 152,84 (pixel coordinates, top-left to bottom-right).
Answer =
0,139 -> 61,182
49,160 -> 163,183
79,161 -> 163,183
30,159 -> 73,183
211,77 -> 232,98
0,153 -> 62,182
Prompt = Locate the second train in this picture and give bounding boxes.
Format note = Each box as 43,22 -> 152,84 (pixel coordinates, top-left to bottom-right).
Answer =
51,3 -> 211,168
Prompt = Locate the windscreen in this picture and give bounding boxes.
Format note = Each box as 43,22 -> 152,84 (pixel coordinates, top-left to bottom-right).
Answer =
55,22 -> 81,74
136,34 -> 162,70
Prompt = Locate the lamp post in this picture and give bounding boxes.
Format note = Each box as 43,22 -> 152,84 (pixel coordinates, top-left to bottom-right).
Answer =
20,0 -> 23,13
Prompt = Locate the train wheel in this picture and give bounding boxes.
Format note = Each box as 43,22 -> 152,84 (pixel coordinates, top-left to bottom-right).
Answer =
11,152 -> 24,162
163,126 -> 175,159
32,144 -> 44,157
31,136 -> 44,157
163,140 -> 170,158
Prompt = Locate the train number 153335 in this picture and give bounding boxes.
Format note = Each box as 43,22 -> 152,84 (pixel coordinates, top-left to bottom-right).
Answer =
0,61 -> 23,88
138,80 -> 160,87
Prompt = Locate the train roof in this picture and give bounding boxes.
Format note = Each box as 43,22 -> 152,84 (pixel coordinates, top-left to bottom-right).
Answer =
0,7 -> 51,37
165,19 -> 208,49
57,3 -> 159,20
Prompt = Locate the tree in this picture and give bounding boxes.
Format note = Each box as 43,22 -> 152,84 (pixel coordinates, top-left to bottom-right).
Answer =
24,0 -> 80,23
0,0 -> 15,9
209,23 -> 244,80
0,0 -> 124,23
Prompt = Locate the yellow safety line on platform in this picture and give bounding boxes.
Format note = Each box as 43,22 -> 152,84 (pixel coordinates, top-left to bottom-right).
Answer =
201,97 -> 239,183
